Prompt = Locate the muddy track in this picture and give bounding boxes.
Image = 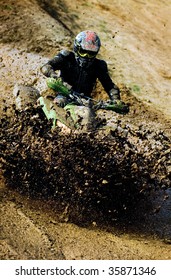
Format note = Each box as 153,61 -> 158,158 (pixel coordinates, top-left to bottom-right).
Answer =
0,0 -> 171,260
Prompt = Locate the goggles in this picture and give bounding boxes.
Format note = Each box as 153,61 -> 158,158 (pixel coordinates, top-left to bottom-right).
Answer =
77,47 -> 97,59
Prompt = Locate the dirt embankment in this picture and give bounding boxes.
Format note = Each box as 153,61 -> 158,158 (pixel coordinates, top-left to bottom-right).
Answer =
0,0 -> 171,260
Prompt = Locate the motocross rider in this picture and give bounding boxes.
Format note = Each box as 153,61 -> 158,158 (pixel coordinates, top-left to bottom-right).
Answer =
41,30 -> 123,107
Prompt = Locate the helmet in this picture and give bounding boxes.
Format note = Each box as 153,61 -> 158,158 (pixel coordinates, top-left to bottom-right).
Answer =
74,30 -> 101,68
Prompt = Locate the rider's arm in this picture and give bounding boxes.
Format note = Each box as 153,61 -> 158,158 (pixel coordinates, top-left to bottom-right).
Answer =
97,60 -> 120,100
40,50 -> 69,79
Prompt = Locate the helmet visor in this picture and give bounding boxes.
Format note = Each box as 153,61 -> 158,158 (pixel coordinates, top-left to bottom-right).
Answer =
77,47 -> 97,59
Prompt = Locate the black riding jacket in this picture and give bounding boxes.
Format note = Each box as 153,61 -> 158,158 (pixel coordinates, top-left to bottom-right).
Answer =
41,50 -> 119,98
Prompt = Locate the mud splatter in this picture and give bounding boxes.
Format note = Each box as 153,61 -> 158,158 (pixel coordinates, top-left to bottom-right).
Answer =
1,105 -> 170,225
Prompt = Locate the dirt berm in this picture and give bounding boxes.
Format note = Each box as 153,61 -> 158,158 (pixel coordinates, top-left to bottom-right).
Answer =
0,0 -> 171,260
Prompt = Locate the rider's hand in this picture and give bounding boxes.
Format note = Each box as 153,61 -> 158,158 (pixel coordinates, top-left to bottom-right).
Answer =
109,87 -> 120,101
50,72 -> 58,80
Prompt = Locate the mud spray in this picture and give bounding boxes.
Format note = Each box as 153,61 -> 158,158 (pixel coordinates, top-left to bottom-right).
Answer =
0,104 -> 171,238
